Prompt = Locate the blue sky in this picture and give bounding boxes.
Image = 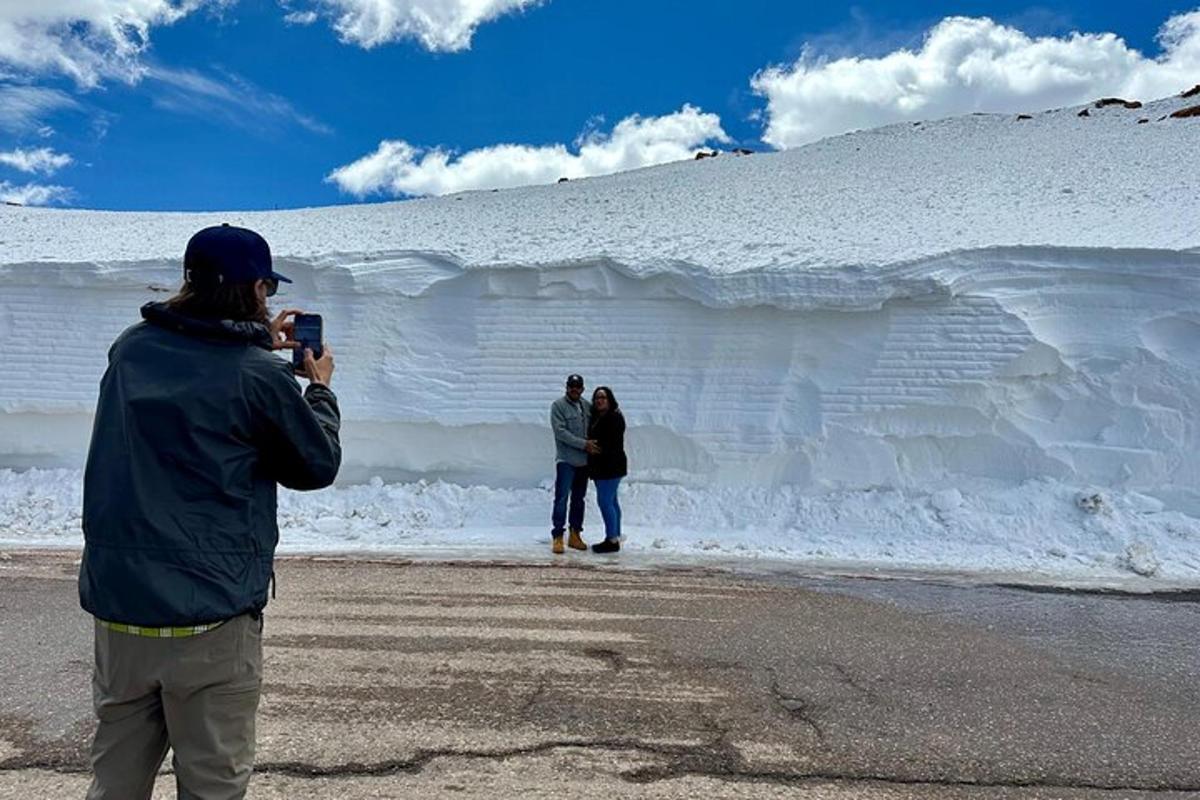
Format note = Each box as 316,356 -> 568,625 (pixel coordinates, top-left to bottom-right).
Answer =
0,1 -> 1196,211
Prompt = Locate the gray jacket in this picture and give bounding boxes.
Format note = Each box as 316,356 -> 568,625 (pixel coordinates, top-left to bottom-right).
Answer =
550,395 -> 591,467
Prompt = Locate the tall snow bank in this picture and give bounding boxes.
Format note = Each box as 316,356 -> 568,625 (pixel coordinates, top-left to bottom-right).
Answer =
2,94 -> 1199,580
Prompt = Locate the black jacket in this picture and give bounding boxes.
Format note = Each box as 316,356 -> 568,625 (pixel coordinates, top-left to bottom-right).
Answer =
587,411 -> 628,480
79,302 -> 341,627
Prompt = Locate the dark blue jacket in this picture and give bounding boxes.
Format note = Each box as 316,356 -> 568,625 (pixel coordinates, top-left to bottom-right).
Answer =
79,302 -> 341,626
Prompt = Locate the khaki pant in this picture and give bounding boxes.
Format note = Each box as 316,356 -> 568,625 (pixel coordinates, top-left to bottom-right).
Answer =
86,613 -> 263,800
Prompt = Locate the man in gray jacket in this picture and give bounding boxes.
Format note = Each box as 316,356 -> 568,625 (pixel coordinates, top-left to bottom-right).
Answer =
79,224 -> 340,800
549,373 -> 596,554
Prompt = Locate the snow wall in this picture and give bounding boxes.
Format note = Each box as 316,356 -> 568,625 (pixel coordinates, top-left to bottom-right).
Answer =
4,245 -> 1200,514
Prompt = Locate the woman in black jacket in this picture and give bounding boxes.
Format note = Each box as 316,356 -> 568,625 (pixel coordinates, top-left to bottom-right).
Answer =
587,386 -> 628,553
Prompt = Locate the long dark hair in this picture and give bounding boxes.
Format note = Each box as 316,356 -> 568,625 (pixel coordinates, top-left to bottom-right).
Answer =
165,280 -> 268,324
592,386 -> 620,413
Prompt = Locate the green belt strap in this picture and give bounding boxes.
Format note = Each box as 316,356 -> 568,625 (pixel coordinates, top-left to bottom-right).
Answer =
96,619 -> 227,638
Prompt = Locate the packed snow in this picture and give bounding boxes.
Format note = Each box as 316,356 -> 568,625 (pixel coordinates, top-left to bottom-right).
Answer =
2,92 -> 1199,585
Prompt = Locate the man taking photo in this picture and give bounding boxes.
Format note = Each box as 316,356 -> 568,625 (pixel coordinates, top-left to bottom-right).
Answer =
78,223 -> 341,800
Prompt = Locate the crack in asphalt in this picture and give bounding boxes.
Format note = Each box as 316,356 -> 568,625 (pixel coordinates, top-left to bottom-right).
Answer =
518,677 -> 549,718
7,738 -> 1200,795
763,669 -> 826,745
581,647 -> 628,672
825,660 -> 880,702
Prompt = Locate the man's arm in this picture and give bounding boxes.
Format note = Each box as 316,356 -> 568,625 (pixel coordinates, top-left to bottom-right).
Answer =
252,360 -> 342,491
550,401 -> 588,450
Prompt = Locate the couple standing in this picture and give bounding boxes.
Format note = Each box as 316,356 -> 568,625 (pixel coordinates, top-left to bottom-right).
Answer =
549,373 -> 627,554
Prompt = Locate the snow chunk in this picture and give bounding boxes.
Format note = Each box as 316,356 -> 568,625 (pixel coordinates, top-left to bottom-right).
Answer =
930,489 -> 963,513
1076,490 -> 1109,516
1122,540 -> 1160,577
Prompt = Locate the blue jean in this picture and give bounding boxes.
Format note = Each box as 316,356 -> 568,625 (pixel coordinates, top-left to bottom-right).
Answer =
551,462 -> 588,537
594,477 -> 622,540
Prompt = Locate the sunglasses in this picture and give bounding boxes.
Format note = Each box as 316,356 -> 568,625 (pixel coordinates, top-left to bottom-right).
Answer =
264,277 -> 279,297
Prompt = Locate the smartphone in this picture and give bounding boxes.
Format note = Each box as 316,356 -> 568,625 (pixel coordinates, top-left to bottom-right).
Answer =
291,313 -> 323,372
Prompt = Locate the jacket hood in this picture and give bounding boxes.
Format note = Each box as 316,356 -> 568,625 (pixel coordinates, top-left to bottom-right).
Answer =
141,301 -> 274,349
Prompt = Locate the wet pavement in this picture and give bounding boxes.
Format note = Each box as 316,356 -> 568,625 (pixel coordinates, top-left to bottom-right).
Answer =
1,551 -> 1198,799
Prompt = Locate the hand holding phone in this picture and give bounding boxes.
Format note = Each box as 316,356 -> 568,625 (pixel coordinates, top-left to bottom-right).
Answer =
303,345 -> 335,387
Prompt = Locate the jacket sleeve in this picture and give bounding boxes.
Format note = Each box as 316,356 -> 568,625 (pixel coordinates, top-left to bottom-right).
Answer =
251,360 -> 342,491
550,401 -> 588,450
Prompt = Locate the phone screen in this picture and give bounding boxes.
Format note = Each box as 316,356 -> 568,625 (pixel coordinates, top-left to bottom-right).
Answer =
292,313 -> 323,371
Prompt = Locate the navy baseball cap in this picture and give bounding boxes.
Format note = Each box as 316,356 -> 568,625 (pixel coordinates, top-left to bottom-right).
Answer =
566,374 -> 584,388
184,224 -> 292,288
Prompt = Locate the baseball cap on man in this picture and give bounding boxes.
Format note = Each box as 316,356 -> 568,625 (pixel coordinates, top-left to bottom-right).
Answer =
566,374 -> 584,388
184,223 -> 292,288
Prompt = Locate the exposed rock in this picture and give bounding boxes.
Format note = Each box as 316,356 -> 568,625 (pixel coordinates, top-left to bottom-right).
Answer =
694,151 -> 719,160
1094,97 -> 1142,109
1138,118 -> 1149,124
557,177 -> 569,183
1077,108 -> 1090,117
1170,104 -> 1200,119
1182,84 -> 1200,99
731,148 -> 754,155
1016,114 -> 1032,120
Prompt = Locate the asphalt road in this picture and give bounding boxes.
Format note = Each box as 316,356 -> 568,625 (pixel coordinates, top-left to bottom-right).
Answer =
1,551 -> 1198,799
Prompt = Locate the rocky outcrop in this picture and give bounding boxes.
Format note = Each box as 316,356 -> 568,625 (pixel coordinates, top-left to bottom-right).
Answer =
1170,104 -> 1200,119
1095,97 -> 1142,109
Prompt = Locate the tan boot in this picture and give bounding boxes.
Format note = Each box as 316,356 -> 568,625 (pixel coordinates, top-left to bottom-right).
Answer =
567,529 -> 587,551
551,537 -> 565,555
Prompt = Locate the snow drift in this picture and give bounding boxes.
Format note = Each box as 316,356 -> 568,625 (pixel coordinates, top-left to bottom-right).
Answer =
2,93 -> 1199,582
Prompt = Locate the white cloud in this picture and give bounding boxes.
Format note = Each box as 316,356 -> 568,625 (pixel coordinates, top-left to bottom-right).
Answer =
752,10 -> 1200,149
0,84 -> 80,134
284,10 -> 319,25
0,0 -> 220,87
148,66 -> 332,135
0,147 -> 72,175
0,180 -> 71,206
327,105 -> 729,197
304,0 -> 543,51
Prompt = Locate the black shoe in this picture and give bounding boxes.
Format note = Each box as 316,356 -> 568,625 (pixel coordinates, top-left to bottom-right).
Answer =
592,538 -> 620,554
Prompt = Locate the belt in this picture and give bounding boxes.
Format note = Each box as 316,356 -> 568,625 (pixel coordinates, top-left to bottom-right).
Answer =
96,619 -> 228,638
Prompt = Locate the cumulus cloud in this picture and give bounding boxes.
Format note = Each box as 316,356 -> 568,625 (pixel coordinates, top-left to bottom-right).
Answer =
0,147 -> 72,175
752,10 -> 1200,149
327,105 -> 729,197
0,180 -> 71,206
0,0 -> 222,87
301,0 -> 543,50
